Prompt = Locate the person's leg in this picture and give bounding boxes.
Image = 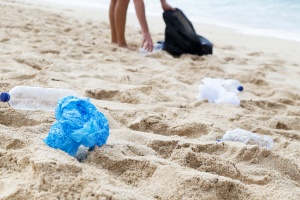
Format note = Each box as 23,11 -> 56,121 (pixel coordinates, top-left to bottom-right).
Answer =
114,0 -> 130,47
109,0 -> 118,44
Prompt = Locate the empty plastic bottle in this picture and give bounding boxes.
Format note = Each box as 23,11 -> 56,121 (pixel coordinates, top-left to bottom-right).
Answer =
221,79 -> 244,93
140,41 -> 164,56
196,77 -> 243,106
0,86 -> 78,111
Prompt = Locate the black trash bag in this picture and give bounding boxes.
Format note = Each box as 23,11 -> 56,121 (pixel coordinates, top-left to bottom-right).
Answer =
163,8 -> 213,57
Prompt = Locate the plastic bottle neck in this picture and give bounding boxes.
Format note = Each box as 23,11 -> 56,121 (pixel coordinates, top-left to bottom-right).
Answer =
0,92 -> 10,102
221,79 -> 243,93
237,86 -> 244,92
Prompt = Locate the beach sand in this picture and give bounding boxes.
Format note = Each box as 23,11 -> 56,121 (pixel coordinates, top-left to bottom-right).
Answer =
1,0 -> 300,199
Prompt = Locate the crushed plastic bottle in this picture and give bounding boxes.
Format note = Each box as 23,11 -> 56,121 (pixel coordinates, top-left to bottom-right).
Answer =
221,79 -> 244,93
220,128 -> 273,149
196,77 -> 243,106
0,86 -> 78,111
140,41 -> 164,56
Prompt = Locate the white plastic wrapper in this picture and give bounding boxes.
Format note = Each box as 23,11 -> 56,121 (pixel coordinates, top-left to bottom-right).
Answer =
221,128 -> 273,149
196,77 -> 243,106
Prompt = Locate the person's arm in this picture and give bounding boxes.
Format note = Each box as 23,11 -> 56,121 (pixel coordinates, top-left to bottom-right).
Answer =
133,0 -> 153,51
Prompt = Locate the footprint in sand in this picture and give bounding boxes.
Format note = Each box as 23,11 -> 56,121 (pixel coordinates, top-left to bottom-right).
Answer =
247,52 -> 263,57
64,28 -> 72,32
149,140 -> 179,159
0,110 -> 41,128
223,56 -> 235,62
222,45 -> 235,50
86,86 -> 155,104
128,113 -> 209,138
268,116 -> 300,131
14,57 -> 45,70
40,50 -> 60,54
0,38 -> 10,43
85,88 -> 120,100
241,99 -> 287,114
87,143 -> 158,185
0,136 -> 28,150
168,142 -> 273,185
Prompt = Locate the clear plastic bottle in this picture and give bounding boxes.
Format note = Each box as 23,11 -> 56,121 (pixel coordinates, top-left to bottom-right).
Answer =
221,79 -> 244,93
0,86 -> 78,111
139,42 -> 164,56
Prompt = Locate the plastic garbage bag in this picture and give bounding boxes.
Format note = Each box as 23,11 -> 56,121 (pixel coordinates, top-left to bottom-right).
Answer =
44,96 -> 110,156
196,77 -> 243,106
220,128 -> 273,149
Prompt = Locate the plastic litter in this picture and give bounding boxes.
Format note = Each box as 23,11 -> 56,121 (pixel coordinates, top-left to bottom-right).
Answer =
219,128 -> 273,149
196,77 -> 243,106
140,41 -> 164,56
44,96 -> 110,156
74,146 -> 89,162
0,86 -> 78,111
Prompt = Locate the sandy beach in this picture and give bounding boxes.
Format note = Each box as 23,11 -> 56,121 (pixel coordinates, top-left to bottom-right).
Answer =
1,0 -> 300,199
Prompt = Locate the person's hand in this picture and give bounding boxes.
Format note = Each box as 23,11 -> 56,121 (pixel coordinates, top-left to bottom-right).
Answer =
161,2 -> 175,11
142,32 -> 153,51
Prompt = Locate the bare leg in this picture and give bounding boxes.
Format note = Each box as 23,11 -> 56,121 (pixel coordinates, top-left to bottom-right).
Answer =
114,0 -> 130,47
109,0 -> 117,44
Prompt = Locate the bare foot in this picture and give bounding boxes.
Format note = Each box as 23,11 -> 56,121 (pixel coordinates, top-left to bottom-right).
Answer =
127,46 -> 135,51
118,44 -> 128,48
118,44 -> 135,51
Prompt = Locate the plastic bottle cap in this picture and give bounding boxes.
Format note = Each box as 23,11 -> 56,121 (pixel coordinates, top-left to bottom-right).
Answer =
0,92 -> 10,102
237,86 -> 244,92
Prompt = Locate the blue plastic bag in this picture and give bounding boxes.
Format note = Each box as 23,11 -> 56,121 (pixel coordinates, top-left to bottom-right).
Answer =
44,96 -> 109,156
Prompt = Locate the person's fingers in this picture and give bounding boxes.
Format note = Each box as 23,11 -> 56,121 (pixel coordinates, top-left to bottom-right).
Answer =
141,32 -> 153,51
148,40 -> 153,51
145,40 -> 153,51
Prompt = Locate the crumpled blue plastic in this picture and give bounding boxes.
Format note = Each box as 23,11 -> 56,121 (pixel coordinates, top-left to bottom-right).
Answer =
44,96 -> 109,156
